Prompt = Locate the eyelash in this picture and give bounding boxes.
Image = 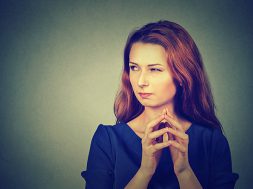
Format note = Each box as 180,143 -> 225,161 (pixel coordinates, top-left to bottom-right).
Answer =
150,68 -> 162,72
129,66 -> 162,72
129,65 -> 138,71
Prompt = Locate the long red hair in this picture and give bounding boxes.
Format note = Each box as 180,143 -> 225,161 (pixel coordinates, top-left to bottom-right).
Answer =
114,20 -> 222,130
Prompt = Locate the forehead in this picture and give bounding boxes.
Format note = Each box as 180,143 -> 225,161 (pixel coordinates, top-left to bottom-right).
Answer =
129,42 -> 168,66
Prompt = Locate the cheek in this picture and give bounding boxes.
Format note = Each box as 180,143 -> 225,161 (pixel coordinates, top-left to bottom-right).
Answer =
129,75 -> 134,85
129,75 -> 137,90
156,77 -> 176,95
130,73 -> 139,83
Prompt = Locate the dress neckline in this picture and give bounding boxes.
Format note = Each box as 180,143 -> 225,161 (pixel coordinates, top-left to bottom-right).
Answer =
122,122 -> 194,141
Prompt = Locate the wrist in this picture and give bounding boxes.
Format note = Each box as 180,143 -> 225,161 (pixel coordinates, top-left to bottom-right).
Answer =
138,168 -> 154,179
124,169 -> 153,189
176,168 -> 203,189
175,167 -> 193,179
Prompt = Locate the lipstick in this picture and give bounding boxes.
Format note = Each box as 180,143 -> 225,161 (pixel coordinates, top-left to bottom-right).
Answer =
139,93 -> 152,98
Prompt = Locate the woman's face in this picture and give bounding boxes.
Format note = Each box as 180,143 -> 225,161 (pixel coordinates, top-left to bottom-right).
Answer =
129,42 -> 177,108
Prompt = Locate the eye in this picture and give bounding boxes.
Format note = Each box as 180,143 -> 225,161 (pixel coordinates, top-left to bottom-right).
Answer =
150,68 -> 162,72
129,65 -> 139,71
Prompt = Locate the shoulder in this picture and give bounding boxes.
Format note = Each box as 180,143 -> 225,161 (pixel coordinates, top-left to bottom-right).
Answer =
90,123 -> 132,157
189,123 -> 224,138
92,123 -> 126,142
189,123 -> 229,150
189,123 -> 233,166
94,122 -> 126,133
89,124 -> 124,156
189,124 -> 239,187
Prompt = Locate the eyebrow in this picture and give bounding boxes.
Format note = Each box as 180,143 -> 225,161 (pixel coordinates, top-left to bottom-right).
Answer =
129,62 -> 163,67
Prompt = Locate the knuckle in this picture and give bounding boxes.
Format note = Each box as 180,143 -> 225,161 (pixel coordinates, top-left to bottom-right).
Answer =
150,148 -> 155,154
161,142 -> 167,148
146,124 -> 151,129
143,145 -> 150,151
163,127 -> 169,132
141,138 -> 146,144
182,147 -> 187,152
183,134 -> 189,140
154,145 -> 159,150
147,134 -> 152,139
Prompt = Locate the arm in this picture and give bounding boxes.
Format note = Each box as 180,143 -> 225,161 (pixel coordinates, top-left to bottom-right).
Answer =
125,111 -> 171,188
163,110 -> 203,189
82,125 -> 114,189
176,168 -> 202,189
209,129 -> 239,188
124,169 -> 152,189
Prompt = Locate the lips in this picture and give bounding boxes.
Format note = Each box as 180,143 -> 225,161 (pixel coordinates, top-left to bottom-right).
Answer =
139,93 -> 152,98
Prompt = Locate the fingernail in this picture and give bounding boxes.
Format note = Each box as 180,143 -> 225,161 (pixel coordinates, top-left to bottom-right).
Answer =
162,108 -> 166,114
166,111 -> 173,118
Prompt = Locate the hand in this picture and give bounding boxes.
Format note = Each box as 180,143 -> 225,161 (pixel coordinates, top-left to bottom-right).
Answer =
163,108 -> 191,176
140,109 -> 171,176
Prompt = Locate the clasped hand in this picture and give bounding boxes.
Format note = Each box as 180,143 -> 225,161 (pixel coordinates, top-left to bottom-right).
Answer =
140,108 -> 191,177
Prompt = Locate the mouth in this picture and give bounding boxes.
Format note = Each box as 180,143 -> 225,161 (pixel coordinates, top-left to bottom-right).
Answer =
138,93 -> 152,98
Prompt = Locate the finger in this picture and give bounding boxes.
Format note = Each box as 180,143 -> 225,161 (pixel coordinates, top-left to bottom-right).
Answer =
167,127 -> 188,141
163,132 -> 169,142
168,130 -> 174,140
168,140 -> 187,153
160,108 -> 167,123
149,141 -> 171,153
145,114 -> 165,135
148,127 -> 169,140
164,114 -> 184,131
165,108 -> 170,117
162,108 -> 166,115
165,108 -> 176,119
168,128 -> 186,145
143,114 -> 165,145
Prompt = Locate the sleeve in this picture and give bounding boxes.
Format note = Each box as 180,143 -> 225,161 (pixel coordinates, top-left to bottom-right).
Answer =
209,129 -> 239,189
81,124 -> 114,189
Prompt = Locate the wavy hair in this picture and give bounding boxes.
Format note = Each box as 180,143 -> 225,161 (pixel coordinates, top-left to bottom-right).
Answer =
114,20 -> 222,130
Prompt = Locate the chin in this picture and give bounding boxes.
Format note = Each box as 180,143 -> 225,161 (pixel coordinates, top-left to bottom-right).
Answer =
136,96 -> 170,107
140,102 -> 165,108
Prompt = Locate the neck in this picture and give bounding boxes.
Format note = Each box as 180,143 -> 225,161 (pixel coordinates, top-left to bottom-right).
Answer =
141,104 -> 177,124
135,104 -> 191,133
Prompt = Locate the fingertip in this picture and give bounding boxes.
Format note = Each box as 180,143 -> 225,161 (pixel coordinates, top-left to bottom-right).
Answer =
160,114 -> 165,119
166,112 -> 173,119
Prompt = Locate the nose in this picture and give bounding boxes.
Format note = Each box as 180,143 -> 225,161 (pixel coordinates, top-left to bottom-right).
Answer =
138,72 -> 149,87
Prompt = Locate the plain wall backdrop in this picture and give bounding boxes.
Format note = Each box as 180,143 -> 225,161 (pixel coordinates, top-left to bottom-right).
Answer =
0,0 -> 252,188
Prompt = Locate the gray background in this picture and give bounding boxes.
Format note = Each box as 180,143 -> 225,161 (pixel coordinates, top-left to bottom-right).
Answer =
1,0 -> 252,188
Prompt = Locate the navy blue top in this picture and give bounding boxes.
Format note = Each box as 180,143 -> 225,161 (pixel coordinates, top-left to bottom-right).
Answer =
82,122 -> 239,189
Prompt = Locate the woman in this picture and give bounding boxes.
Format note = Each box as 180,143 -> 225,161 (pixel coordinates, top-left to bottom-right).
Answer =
82,20 -> 239,189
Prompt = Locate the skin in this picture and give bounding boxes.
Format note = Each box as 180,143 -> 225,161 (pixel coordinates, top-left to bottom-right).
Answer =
125,42 -> 202,189
129,42 -> 176,114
